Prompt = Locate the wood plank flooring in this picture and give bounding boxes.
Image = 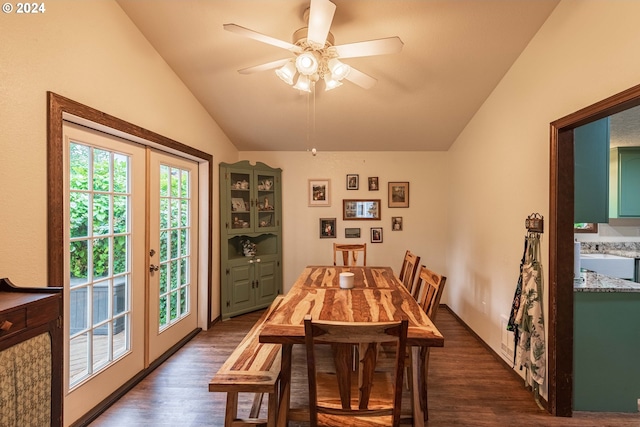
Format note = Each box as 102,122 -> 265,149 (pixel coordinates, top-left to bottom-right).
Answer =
88,307 -> 640,427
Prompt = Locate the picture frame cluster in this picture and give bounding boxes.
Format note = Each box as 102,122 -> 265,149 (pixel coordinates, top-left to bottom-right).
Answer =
310,175 -> 410,243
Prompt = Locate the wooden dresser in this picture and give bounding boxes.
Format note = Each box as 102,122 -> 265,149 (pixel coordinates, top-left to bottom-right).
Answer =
0,278 -> 62,427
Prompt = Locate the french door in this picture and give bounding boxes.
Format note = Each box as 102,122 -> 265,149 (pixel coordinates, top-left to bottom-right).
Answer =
148,150 -> 198,362
62,123 -> 199,425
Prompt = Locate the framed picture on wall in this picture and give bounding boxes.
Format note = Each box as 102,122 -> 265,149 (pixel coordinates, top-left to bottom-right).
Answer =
346,174 -> 359,190
388,181 -> 409,208
308,179 -> 331,206
368,177 -> 379,191
392,216 -> 403,231
320,218 -> 337,238
370,227 -> 383,243
345,228 -> 361,238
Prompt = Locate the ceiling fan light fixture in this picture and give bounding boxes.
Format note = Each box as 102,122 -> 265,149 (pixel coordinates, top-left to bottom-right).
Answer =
275,60 -> 297,85
324,74 -> 342,91
293,74 -> 312,92
328,58 -> 350,80
295,52 -> 319,76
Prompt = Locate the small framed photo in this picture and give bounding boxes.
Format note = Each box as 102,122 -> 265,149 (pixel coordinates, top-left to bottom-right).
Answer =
392,217 -> 403,231
346,174 -> 359,190
308,179 -> 331,207
231,197 -> 246,212
370,227 -> 383,243
368,177 -> 379,191
320,218 -> 337,238
388,182 -> 409,208
345,228 -> 361,238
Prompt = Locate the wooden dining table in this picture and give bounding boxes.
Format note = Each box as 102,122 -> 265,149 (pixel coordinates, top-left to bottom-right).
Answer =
259,265 -> 445,427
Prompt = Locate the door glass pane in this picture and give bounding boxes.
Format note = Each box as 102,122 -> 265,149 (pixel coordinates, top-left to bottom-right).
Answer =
158,163 -> 191,330
70,193 -> 89,238
93,194 -> 110,236
93,237 -> 110,279
113,236 -> 127,275
70,144 -> 90,191
70,240 -> 89,281
113,195 -> 127,234
68,142 -> 132,389
93,149 -> 111,192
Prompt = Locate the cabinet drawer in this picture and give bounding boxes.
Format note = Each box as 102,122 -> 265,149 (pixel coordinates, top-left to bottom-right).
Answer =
0,308 -> 27,339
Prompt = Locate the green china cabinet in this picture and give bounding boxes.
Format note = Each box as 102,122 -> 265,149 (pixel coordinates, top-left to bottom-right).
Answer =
219,161 -> 282,320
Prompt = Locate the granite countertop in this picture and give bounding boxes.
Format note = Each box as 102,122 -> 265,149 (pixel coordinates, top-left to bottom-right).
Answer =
598,250 -> 640,258
574,270 -> 640,292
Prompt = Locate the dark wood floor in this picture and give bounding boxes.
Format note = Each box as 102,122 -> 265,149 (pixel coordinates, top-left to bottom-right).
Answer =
89,307 -> 640,427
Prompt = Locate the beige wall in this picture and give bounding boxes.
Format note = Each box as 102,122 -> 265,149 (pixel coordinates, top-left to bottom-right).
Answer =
0,1 -> 239,323
239,151 -> 450,292
3,0 -> 640,410
447,0 -> 640,395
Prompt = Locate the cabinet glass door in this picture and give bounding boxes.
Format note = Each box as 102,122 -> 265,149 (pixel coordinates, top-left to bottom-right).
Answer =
255,171 -> 278,232
229,171 -> 252,233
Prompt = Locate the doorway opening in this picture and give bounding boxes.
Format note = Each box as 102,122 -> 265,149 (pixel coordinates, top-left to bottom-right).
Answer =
549,82 -> 640,416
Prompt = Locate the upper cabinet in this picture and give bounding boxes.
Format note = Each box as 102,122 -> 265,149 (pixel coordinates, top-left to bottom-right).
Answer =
612,147 -> 640,217
575,118 -> 609,224
222,163 -> 281,234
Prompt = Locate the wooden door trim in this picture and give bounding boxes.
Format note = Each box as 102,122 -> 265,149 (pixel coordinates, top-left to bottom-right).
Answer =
549,82 -> 640,416
46,92 -> 214,327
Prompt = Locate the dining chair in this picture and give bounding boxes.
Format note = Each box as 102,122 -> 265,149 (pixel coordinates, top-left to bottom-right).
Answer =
408,265 -> 446,420
398,250 -> 420,297
303,315 -> 408,427
333,243 -> 367,266
414,265 -> 447,320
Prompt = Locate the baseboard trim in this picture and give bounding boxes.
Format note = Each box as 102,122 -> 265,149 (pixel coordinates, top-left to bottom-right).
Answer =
441,304 -> 549,412
71,328 -> 202,427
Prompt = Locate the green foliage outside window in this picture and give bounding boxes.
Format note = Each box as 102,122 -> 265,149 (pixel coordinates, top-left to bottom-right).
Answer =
69,143 -> 128,279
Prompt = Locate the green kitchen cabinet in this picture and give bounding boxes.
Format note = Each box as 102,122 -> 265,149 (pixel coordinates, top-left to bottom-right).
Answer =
616,147 -> 640,217
219,161 -> 282,319
574,118 -> 609,223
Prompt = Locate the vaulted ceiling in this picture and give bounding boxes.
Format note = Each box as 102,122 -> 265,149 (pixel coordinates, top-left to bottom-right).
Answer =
117,0 -> 559,152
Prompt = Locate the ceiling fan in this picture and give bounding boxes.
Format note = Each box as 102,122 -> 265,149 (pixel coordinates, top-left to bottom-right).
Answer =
224,0 -> 403,92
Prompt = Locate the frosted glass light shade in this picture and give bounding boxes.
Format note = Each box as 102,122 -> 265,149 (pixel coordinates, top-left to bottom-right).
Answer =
324,74 -> 342,91
328,58 -> 350,80
275,61 -> 296,85
295,52 -> 319,76
293,75 -> 312,92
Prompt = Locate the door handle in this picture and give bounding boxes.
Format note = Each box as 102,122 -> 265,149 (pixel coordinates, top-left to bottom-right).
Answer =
149,264 -> 159,272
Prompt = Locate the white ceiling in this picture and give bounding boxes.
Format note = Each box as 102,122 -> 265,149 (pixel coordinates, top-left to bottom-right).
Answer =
117,0 -> 559,152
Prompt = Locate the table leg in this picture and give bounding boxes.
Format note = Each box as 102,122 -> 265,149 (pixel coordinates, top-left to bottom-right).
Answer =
411,346 -> 427,427
277,344 -> 292,427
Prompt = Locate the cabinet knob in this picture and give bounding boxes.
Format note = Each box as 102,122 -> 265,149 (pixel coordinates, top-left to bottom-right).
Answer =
248,259 -> 254,264
0,320 -> 13,331
255,258 -> 261,263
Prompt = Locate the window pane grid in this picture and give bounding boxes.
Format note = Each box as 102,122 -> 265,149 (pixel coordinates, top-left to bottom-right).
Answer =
68,142 -> 132,389
158,164 -> 191,330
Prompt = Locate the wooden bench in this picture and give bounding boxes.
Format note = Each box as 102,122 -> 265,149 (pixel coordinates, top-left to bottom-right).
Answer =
209,296 -> 284,427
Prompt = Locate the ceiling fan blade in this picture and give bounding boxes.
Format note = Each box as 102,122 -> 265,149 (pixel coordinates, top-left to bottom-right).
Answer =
334,36 -> 404,59
307,0 -> 336,47
224,23 -> 303,53
344,67 -> 377,89
238,58 -> 291,74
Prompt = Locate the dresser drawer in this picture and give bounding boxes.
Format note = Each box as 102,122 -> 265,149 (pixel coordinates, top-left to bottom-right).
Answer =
0,307 -> 27,339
